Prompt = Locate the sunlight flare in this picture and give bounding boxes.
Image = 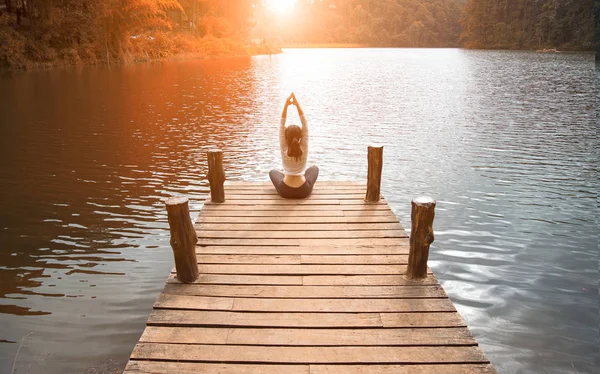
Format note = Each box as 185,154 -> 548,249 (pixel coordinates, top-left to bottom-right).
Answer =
264,0 -> 297,15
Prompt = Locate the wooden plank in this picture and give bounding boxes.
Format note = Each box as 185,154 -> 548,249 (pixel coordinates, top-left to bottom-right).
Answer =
197,245 -> 410,255
124,362 -> 495,374
223,193 -> 367,198
206,199 -> 343,205
186,264 -> 429,275
302,275 -> 438,286
309,364 -> 497,374
201,205 -> 392,211
206,200 -> 387,206
161,284 -> 447,299
224,181 -> 364,187
196,223 -> 403,231
147,309 -> 384,327
197,216 -> 399,224
124,361 -> 309,374
140,326 -> 477,346
199,210 -> 397,217
168,274 -> 304,285
197,238 -> 409,246
200,210 -> 346,217
196,230 -> 407,239
195,254 -> 408,265
130,343 -> 489,364
166,274 -> 438,286
197,255 -> 302,264
380,312 -> 467,328
155,295 -> 455,312
300,255 -> 408,264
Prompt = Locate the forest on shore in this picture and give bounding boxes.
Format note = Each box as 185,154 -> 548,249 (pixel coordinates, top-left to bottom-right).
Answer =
0,0 -> 595,70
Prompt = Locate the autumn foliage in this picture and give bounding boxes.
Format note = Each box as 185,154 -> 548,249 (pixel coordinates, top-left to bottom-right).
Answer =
0,0 -> 260,69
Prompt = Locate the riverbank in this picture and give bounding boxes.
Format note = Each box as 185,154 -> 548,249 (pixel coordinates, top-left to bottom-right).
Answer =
0,23 -> 280,71
281,43 -> 368,48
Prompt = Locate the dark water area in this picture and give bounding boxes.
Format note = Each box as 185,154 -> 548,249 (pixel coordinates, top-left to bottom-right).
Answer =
0,49 -> 597,373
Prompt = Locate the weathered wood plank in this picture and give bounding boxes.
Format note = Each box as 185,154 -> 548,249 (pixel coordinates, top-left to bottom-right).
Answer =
196,223 -> 403,231
197,255 -> 302,264
196,229 -> 407,239
380,312 -> 467,328
201,205 -> 392,211
147,309 -> 465,328
124,361 -> 309,374
196,216 -> 399,224
140,326 -> 476,346
155,295 -> 455,312
147,309 -> 384,327
224,181 -> 364,187
195,254 -> 408,265
197,238 -> 409,246
206,199 -> 387,206
300,255 -> 408,264
130,343 -> 489,364
309,364 -> 497,374
180,264 -> 430,275
199,210 -> 346,217
124,361 -> 496,374
196,245 -> 410,255
166,274 -> 437,286
199,210 -> 396,217
302,275 -> 438,286
167,274 -> 304,285
161,284 -> 447,299
223,193 -> 368,198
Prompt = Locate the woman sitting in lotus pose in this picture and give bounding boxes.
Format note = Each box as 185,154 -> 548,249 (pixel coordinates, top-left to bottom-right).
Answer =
269,93 -> 319,199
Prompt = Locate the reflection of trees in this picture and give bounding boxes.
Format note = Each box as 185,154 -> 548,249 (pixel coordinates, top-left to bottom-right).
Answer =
0,59 -> 258,317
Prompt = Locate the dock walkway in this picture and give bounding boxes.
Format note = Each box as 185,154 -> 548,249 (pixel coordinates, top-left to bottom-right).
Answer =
125,181 -> 495,373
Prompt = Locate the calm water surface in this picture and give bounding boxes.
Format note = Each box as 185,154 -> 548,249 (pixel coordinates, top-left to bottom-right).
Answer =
0,49 -> 597,373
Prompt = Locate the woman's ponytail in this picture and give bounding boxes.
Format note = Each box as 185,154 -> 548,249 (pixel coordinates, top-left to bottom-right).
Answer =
285,125 -> 304,162
287,138 -> 303,161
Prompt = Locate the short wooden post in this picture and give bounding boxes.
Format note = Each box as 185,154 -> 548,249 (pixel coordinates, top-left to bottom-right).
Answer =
207,149 -> 225,203
365,145 -> 383,202
406,196 -> 436,280
165,196 -> 199,283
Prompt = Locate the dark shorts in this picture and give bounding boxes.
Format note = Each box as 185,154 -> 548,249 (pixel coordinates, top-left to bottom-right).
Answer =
269,166 -> 319,199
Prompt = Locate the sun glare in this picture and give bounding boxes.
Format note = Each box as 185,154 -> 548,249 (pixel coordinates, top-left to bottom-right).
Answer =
264,0 -> 297,15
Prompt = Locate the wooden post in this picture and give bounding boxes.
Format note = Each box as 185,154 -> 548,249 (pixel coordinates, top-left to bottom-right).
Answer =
207,149 -> 225,203
406,196 -> 436,280
365,146 -> 383,202
165,196 -> 199,283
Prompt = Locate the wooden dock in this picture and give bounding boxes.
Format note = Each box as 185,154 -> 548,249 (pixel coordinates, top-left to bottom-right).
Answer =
124,181 -> 495,373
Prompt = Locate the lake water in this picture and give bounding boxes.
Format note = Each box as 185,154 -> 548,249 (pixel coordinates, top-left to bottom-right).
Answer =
0,49 -> 597,374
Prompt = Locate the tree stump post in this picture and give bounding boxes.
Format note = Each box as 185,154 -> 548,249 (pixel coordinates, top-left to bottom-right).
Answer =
365,145 -> 383,202
207,149 -> 225,203
165,197 -> 199,283
406,196 -> 436,280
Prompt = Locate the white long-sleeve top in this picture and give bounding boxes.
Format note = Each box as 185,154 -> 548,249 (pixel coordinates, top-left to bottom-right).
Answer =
280,115 -> 309,176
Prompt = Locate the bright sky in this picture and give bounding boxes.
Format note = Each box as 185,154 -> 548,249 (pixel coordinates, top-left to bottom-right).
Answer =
264,0 -> 297,15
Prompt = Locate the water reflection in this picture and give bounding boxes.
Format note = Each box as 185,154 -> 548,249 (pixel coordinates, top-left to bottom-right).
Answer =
0,50 -> 597,373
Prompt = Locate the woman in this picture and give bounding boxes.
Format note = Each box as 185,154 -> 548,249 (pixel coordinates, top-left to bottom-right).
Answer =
269,93 -> 319,199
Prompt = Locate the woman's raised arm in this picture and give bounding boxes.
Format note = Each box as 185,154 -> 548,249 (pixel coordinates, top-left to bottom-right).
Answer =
291,93 -> 304,116
281,94 -> 294,121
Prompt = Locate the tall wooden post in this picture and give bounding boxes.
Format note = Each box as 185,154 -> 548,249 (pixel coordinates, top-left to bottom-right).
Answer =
165,197 -> 199,283
365,146 -> 383,202
407,196 -> 436,280
207,149 -> 225,203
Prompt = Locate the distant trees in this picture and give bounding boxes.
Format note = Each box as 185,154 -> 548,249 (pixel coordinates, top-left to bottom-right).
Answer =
0,0 -> 257,68
271,0 -> 465,47
460,0 -> 594,50
596,0 -> 600,55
